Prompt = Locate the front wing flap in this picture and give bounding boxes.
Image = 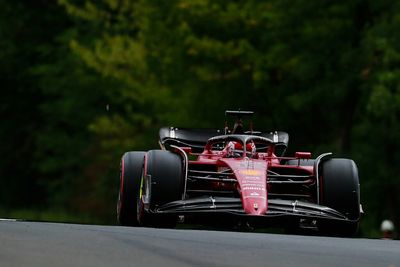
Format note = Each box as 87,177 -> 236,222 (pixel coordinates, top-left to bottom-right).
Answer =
156,197 -> 349,221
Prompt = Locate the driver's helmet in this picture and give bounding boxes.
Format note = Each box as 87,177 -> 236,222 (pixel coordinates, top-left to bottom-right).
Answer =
225,141 -> 256,158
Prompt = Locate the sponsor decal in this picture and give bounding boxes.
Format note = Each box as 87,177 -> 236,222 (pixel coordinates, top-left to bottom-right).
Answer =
240,169 -> 261,176
242,183 -> 263,187
243,176 -> 261,180
243,196 -> 266,199
243,186 -> 265,191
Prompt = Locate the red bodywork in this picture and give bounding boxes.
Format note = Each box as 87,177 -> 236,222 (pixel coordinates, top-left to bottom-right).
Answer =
220,158 -> 268,215
182,136 -> 315,217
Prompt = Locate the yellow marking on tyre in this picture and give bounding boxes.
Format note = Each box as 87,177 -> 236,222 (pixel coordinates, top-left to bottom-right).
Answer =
139,175 -> 144,199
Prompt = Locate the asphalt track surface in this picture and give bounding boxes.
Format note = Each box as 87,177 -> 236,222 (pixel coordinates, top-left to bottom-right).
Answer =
0,220 -> 399,267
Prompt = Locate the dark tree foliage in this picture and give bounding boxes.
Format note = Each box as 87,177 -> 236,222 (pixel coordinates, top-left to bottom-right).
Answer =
0,0 -> 62,207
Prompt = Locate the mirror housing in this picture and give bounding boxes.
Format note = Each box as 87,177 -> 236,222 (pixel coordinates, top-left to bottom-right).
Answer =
295,152 -> 312,159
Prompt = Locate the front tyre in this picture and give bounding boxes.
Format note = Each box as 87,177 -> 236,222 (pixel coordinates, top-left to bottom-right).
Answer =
117,151 -> 145,226
319,158 -> 360,237
137,150 -> 183,228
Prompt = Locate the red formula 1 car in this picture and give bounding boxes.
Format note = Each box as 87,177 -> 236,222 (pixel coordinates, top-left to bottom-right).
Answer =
117,111 -> 361,236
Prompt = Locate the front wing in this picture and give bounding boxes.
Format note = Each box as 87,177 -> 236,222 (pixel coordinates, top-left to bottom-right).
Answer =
155,197 -> 353,222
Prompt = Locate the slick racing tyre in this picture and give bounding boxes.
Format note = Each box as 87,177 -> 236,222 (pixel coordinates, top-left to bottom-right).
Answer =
319,158 -> 360,237
137,150 -> 184,228
117,151 -> 146,226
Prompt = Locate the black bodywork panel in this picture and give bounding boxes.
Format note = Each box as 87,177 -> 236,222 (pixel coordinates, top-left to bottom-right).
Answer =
159,127 -> 289,154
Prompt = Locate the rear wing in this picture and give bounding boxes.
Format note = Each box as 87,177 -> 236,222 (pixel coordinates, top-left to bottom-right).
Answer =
159,127 -> 289,154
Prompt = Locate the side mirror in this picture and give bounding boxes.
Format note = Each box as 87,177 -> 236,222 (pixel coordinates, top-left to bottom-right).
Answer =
295,152 -> 312,159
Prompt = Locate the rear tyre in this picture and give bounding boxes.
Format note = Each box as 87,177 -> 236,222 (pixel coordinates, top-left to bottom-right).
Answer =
117,151 -> 145,226
137,150 -> 183,228
319,158 -> 360,237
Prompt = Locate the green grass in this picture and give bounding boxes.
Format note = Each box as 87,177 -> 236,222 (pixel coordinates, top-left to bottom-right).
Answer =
0,208 -> 111,225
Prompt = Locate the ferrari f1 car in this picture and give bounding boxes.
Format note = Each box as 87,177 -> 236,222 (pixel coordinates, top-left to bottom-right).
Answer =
117,111 -> 361,236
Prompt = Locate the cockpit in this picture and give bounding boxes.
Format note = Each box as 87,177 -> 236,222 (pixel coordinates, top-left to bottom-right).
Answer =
222,141 -> 258,158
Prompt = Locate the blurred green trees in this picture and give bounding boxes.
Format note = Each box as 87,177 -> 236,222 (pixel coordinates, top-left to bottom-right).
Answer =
0,0 -> 399,236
